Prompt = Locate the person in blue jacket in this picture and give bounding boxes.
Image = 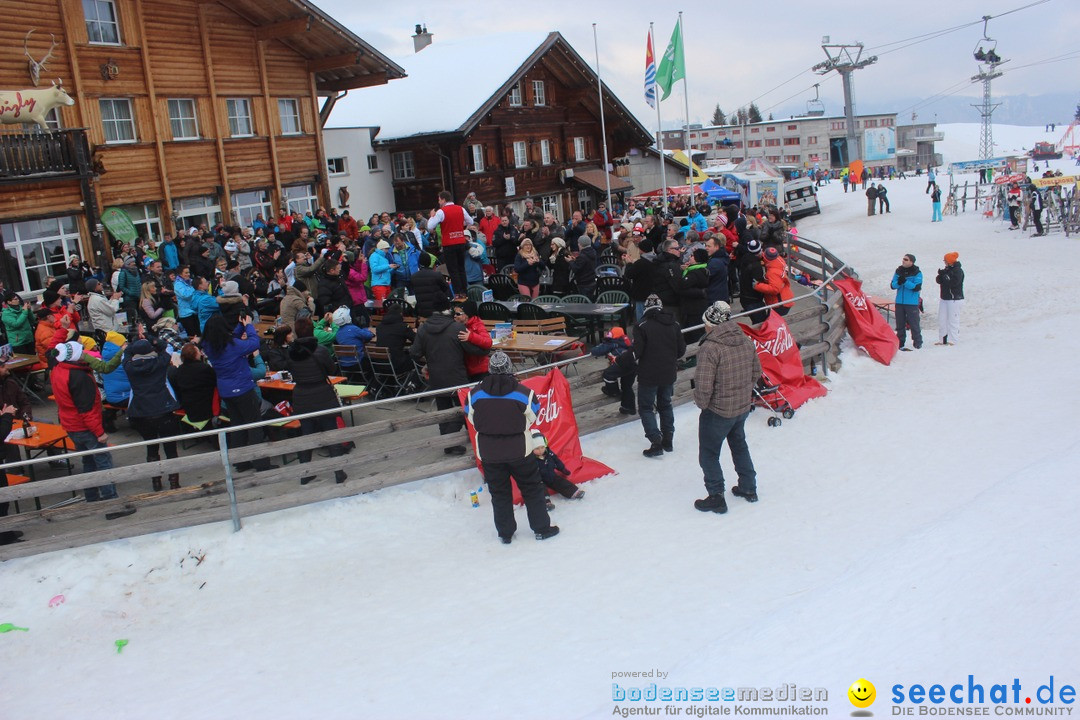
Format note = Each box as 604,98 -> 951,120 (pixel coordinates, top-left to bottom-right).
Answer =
99,330 -> 131,432
201,313 -> 275,471
465,236 -> 489,286
160,235 -> 180,272
687,207 -> 709,234
367,240 -> 394,307
172,265 -> 198,337
389,233 -> 420,290
331,306 -> 374,374
891,253 -> 923,350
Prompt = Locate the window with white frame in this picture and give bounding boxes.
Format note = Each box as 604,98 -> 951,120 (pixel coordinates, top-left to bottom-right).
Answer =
226,98 -> 253,137
99,98 -> 135,144
532,80 -> 546,106
167,99 -> 199,140
541,194 -> 560,220
573,137 -> 586,162
44,109 -> 62,130
278,98 -> 301,135
0,215 -> 80,293
366,154 -> 379,171
283,184 -> 318,215
540,139 -> 551,165
470,144 -> 484,173
513,141 -> 528,168
508,83 -> 522,107
391,151 -> 414,180
327,157 -> 348,176
173,196 -> 222,233
232,189 -> 272,228
577,189 -> 593,215
83,0 -> 121,44
119,204 -> 162,243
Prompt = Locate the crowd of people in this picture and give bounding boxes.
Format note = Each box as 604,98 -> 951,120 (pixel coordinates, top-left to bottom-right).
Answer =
0,186 -> 814,543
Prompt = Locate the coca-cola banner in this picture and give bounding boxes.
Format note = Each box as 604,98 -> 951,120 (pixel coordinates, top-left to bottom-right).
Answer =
833,276 -> 899,366
458,368 -> 615,502
739,311 -> 828,409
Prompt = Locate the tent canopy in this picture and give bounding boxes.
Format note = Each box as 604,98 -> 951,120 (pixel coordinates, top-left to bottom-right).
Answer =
700,179 -> 741,204
733,157 -> 783,177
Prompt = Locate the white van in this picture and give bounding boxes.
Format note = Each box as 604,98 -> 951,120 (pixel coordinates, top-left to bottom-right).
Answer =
784,178 -> 820,219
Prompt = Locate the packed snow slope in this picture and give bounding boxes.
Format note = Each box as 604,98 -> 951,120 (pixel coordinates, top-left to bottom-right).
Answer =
1,128 -> 1078,719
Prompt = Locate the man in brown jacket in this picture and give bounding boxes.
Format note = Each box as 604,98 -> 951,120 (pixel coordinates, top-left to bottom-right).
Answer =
692,301 -> 761,514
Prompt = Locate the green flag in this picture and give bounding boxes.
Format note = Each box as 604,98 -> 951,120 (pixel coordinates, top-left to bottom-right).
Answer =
655,22 -> 684,101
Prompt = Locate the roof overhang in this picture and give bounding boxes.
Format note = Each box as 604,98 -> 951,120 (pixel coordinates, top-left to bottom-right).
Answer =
216,0 -> 406,93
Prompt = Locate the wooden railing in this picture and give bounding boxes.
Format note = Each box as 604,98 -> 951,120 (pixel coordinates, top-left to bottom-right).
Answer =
0,128 -> 92,182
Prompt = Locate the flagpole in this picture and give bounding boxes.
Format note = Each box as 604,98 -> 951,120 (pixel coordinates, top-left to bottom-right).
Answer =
679,11 -> 695,205
592,23 -> 613,214
652,23 -> 669,214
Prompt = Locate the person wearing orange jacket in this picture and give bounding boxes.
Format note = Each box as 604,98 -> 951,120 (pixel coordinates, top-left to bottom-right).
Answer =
752,246 -> 794,317
454,301 -> 493,381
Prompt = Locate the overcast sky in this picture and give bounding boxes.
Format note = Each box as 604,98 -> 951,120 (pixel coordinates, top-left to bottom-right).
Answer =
318,0 -> 1079,128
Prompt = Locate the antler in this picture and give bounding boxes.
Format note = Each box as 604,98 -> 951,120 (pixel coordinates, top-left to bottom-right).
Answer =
23,29 -> 35,61
24,29 -> 58,87
40,34 -> 58,68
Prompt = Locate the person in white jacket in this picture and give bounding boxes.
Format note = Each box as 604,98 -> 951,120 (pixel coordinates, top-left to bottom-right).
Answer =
85,278 -> 125,333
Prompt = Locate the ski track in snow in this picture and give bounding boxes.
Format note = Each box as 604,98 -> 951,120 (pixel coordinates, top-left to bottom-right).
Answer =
2,127 -> 1079,719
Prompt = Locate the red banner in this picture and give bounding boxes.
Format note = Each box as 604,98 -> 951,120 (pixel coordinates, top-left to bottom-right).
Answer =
458,368 -> 615,502
739,311 -> 827,409
833,277 -> 899,365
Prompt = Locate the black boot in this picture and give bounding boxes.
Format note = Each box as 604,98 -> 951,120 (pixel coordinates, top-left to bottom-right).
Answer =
642,442 -> 664,458
334,470 -> 347,484
661,434 -> 673,453
535,525 -> 560,540
151,477 -> 163,492
694,495 -> 728,513
300,476 -> 315,485
601,383 -> 620,398
168,474 -> 180,490
731,486 -> 759,503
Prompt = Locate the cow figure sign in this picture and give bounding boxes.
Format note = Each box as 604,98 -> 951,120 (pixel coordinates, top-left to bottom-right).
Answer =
0,81 -> 75,129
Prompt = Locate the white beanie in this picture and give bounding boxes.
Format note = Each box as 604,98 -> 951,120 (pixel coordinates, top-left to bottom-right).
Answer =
331,307 -> 352,327
55,341 -> 84,363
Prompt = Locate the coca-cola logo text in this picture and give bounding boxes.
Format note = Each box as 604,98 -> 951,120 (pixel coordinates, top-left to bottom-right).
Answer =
844,290 -> 868,311
535,387 -> 561,425
753,324 -> 795,357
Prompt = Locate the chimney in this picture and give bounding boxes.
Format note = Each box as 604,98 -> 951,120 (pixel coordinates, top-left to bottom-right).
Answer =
412,24 -> 432,53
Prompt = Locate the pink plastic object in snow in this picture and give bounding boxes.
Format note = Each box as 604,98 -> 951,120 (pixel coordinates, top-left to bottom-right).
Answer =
48,595 -> 65,608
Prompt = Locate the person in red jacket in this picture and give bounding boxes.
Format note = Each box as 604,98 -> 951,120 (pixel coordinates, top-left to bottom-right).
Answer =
338,210 -> 359,241
477,206 -> 501,247
427,190 -> 474,299
454,301 -> 493,381
752,246 -> 795,317
591,202 -> 614,241
50,341 -> 135,516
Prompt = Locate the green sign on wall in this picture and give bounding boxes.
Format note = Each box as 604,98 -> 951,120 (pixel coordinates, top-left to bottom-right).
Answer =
100,207 -> 138,245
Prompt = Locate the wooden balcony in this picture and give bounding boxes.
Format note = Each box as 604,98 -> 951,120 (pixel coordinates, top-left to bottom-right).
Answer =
0,129 -> 93,185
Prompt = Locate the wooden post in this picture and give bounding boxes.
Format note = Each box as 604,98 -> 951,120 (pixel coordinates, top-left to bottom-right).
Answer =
132,0 -> 173,237
197,2 -> 232,221
308,72 -> 329,210
256,41 -> 283,214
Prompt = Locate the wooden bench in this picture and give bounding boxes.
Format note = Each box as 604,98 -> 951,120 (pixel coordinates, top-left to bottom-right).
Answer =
5,474 -> 32,513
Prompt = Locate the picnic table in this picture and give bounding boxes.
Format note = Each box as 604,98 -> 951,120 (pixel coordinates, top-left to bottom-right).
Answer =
4,354 -> 44,402
257,375 -> 348,392
6,420 -> 74,509
492,333 -> 580,365
497,300 -> 630,343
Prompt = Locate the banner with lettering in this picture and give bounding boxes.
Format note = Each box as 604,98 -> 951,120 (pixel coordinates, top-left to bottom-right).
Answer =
833,276 -> 899,366
458,368 -> 615,502
739,311 -> 827,409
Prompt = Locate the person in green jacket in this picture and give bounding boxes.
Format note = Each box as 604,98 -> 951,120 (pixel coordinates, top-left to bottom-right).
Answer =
2,291 -> 36,355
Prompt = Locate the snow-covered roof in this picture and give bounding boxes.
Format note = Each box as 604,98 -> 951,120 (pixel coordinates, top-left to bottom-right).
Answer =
326,31 -> 553,141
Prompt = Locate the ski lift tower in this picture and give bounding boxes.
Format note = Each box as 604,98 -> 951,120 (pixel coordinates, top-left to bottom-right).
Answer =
971,16 -> 1006,162
812,38 -> 876,165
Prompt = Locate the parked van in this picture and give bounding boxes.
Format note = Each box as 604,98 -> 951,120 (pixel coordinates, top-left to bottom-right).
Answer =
784,177 -> 820,219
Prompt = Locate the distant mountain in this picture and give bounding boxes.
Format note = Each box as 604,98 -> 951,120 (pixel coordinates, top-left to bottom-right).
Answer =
769,93 -> 1076,127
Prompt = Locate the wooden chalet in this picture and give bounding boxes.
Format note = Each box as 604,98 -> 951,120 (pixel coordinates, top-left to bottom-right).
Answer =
0,0 -> 403,294
327,31 -> 651,220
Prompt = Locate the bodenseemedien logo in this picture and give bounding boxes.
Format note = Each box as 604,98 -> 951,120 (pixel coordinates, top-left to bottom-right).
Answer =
849,678 -> 876,714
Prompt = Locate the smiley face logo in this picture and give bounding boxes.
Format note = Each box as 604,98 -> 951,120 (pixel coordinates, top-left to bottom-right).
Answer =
848,678 -> 876,709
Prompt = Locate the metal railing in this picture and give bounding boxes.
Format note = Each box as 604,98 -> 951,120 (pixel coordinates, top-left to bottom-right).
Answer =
0,239 -> 854,540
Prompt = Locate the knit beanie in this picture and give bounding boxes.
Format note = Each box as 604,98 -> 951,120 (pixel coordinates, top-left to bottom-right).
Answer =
703,301 -> 732,326
643,294 -> 663,312
944,252 -> 959,265
54,341 -> 84,363
488,351 -> 514,375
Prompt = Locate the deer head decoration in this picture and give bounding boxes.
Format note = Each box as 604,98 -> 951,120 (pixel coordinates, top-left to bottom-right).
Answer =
24,30 -> 59,87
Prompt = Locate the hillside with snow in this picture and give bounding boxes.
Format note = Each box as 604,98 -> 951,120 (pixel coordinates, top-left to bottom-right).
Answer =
1,126 -> 1078,720
935,122 -> 1072,165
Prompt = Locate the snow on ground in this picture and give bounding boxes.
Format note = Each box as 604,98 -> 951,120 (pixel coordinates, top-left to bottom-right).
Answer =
2,127 -> 1079,720
935,122 -> 1073,165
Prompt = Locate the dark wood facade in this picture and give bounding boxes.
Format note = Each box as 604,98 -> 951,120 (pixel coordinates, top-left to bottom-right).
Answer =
382,34 -> 652,218
0,0 -> 401,293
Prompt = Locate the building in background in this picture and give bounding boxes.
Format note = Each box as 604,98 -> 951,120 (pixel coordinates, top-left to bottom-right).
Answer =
323,127 -> 394,222
657,114 -> 942,174
326,31 -> 652,220
0,0 -> 403,293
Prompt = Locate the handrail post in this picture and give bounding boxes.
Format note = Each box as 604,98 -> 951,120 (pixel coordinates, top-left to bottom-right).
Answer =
218,432 -> 242,532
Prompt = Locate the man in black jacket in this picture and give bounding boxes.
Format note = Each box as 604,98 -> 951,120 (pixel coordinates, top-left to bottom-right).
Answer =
634,294 -> 686,457
464,351 -> 558,543
650,239 -> 684,311
410,295 -> 487,455
410,253 -> 452,318
491,216 -> 520,270
737,239 -> 768,324
314,254 -> 352,316
624,241 -> 656,321
866,183 -> 878,216
704,235 -> 729,304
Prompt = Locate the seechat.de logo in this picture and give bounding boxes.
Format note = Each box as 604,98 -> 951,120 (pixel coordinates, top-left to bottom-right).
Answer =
849,678 -> 876,713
